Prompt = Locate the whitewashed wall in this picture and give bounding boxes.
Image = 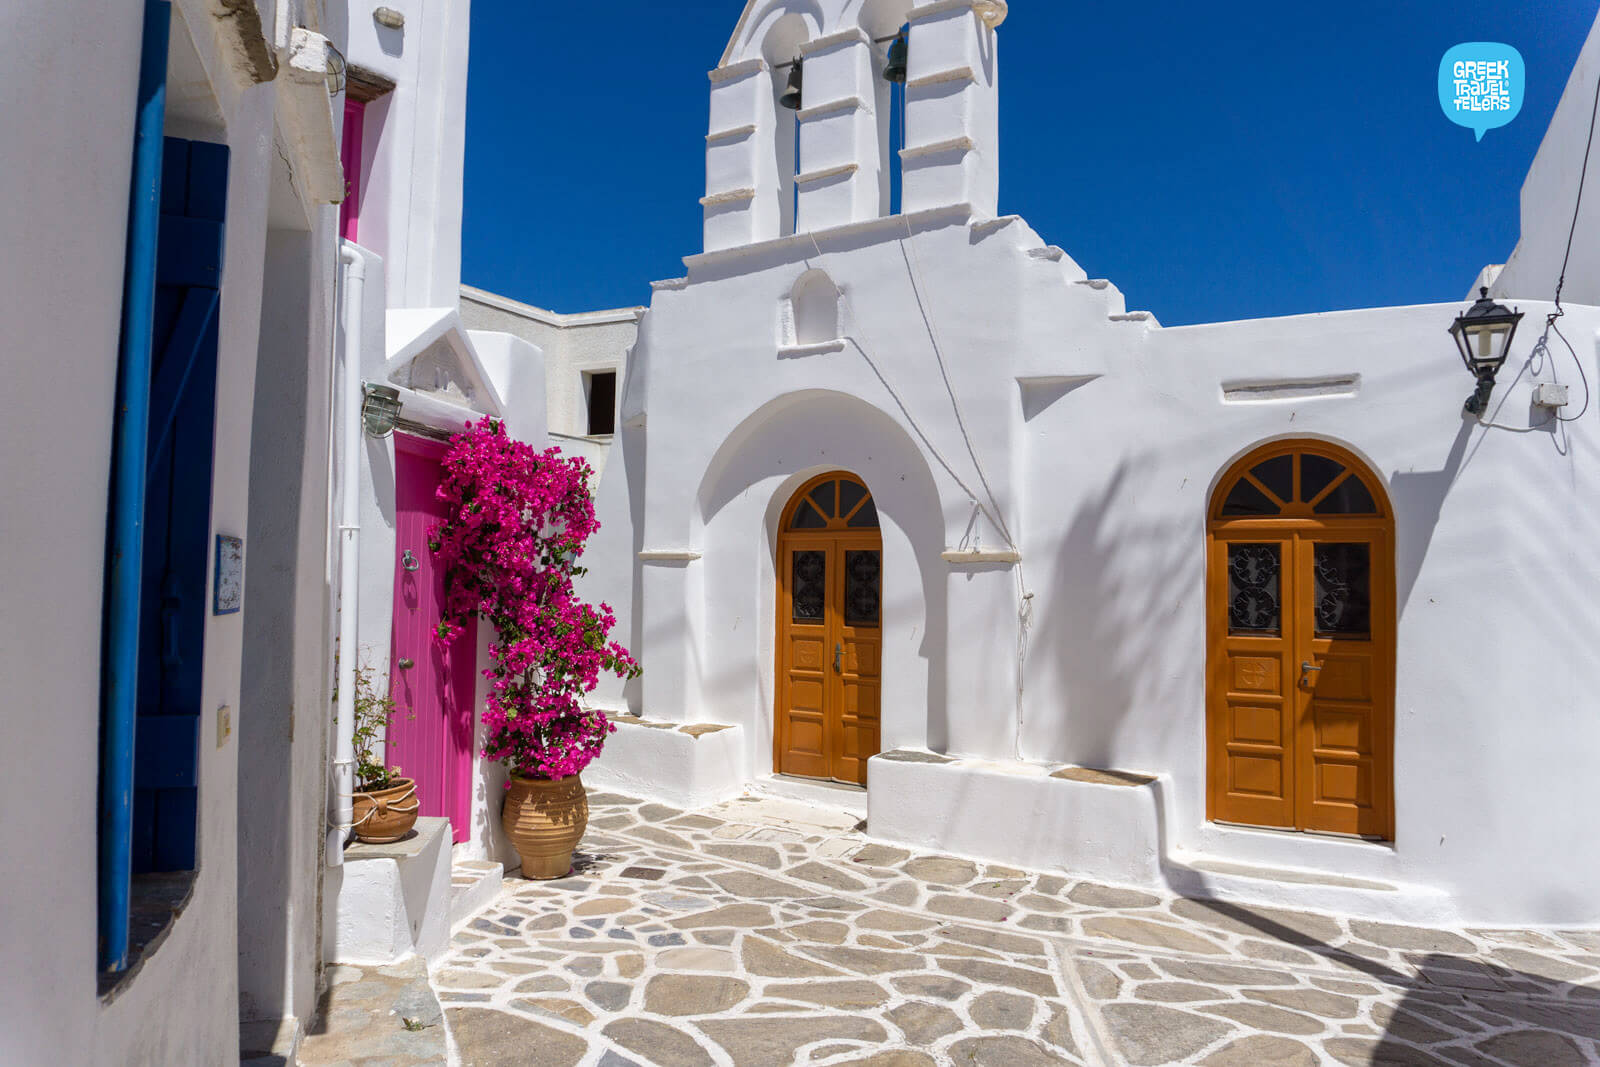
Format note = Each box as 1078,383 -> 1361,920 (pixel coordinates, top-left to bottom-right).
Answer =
0,0 -> 143,1059
1494,14 -> 1600,305
0,0 -> 327,1058
617,192 -> 1600,926
346,0 -> 471,308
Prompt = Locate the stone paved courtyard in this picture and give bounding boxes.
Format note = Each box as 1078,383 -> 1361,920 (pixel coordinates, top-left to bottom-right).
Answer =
432,791 -> 1600,1066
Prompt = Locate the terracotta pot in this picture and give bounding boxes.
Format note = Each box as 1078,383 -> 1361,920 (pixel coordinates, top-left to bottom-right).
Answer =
502,773 -> 588,879
351,778 -> 420,844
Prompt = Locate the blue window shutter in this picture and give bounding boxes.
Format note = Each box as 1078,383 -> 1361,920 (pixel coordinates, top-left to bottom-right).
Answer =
131,135 -> 227,876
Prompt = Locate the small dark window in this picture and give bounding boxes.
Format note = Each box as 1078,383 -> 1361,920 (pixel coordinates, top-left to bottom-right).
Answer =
586,371 -> 616,435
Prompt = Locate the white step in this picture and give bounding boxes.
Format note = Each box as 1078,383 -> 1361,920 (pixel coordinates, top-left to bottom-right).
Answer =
448,858 -> 503,933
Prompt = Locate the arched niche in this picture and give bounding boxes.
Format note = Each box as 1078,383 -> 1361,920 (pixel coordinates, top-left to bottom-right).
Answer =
786,269 -> 841,346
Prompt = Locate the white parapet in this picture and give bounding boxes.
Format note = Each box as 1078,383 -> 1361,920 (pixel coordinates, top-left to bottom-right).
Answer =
867,751 -> 1165,886
323,816 -> 454,966
585,717 -> 750,810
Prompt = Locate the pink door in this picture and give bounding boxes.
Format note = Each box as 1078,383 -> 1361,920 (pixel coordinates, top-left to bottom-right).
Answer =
388,434 -> 476,843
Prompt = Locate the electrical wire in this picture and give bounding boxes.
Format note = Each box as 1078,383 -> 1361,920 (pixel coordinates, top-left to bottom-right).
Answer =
1532,46 -> 1600,423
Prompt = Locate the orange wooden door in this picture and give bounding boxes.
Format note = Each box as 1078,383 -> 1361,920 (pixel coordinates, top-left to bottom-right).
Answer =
1207,443 -> 1394,839
776,475 -> 883,786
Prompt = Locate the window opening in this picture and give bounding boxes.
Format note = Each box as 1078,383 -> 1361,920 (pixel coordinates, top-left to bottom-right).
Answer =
585,371 -> 617,436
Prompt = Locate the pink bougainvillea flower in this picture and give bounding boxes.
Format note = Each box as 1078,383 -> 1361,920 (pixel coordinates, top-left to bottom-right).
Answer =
430,417 -> 640,780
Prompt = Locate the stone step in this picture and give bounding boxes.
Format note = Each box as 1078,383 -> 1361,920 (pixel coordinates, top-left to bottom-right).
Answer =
1162,852 -> 1457,927
448,857 -> 503,933
296,957 -> 445,1066
240,1016 -> 300,1066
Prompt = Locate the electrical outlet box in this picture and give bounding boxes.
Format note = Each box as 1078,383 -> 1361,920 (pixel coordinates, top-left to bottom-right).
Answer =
1533,382 -> 1570,408
217,705 -> 232,748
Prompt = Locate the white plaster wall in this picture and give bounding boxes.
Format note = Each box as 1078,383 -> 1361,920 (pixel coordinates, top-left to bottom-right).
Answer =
614,201 -> 1600,924
0,0 -> 356,1055
94,66 -> 282,1067
346,0 -> 472,308
1493,12 -> 1600,305
238,216 -> 339,1028
459,288 -> 643,441
0,1 -> 143,1060
1021,301 -> 1600,926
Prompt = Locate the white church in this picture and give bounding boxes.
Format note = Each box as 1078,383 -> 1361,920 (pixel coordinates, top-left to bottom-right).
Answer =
373,0 -> 1600,934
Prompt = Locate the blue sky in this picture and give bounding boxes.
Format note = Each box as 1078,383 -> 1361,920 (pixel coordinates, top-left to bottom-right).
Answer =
461,2 -> 1598,326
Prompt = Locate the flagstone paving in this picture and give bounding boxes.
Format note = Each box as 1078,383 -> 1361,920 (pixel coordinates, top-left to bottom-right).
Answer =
436,791 -> 1600,1066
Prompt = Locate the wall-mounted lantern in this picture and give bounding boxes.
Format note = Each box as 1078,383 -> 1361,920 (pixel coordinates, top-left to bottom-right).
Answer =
779,59 -> 803,110
361,383 -> 402,437
1449,287 -> 1523,415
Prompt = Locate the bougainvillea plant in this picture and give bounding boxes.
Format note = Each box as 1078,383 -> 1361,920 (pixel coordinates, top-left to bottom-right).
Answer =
430,417 -> 640,780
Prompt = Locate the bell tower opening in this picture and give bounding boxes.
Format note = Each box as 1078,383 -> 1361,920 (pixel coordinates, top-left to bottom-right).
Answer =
762,15 -> 812,238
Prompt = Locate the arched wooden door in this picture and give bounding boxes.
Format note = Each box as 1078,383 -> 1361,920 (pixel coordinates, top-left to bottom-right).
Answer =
1206,441 -> 1395,839
776,473 -> 883,785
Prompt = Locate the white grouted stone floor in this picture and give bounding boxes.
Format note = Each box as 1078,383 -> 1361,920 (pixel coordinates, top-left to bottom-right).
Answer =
434,791 -> 1600,1067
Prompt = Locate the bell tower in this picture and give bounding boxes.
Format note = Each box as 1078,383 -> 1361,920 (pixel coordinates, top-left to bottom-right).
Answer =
703,0 -> 1007,253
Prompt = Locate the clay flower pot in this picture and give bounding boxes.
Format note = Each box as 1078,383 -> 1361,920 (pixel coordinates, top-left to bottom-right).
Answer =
502,773 -> 588,879
351,778 -> 420,844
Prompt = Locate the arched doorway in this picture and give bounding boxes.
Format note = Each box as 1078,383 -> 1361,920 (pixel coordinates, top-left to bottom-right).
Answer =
775,472 -> 883,785
1207,441 -> 1395,839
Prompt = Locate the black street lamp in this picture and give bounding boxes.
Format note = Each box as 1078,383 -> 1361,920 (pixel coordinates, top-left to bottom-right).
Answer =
1449,287 -> 1524,416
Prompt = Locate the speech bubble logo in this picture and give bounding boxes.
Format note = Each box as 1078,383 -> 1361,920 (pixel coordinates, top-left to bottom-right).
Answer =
1439,43 -> 1524,142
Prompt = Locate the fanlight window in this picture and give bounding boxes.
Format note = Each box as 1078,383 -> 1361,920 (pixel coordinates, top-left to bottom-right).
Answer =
1216,446 -> 1380,519
787,476 -> 879,530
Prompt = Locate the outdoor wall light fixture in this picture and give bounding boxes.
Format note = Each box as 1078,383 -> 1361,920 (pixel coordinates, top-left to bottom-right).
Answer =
1449,287 -> 1524,416
779,59 -> 804,110
361,384 -> 402,437
373,7 -> 405,30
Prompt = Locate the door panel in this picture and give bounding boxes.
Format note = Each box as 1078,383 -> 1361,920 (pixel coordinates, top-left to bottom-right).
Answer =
833,543 -> 882,785
388,436 -> 477,844
780,546 -> 831,779
1299,537 -> 1386,836
1209,536 -> 1296,828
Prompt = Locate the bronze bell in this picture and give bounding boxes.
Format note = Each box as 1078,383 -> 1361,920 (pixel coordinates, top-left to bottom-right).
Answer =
883,31 -> 908,83
779,59 -> 803,110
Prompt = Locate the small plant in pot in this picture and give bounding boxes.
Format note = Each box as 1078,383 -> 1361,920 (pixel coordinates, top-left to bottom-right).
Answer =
349,661 -> 419,844
432,418 -> 640,879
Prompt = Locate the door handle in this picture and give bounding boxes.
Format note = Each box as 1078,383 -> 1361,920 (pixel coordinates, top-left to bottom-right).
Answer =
402,549 -> 420,572
397,657 -> 415,670
1300,661 -> 1322,688
834,643 -> 843,673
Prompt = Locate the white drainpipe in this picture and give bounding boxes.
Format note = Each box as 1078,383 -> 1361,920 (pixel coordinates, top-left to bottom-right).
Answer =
328,241 -> 367,867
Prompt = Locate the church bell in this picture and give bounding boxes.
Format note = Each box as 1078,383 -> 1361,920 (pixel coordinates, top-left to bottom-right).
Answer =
779,59 -> 803,110
883,31 -> 908,83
